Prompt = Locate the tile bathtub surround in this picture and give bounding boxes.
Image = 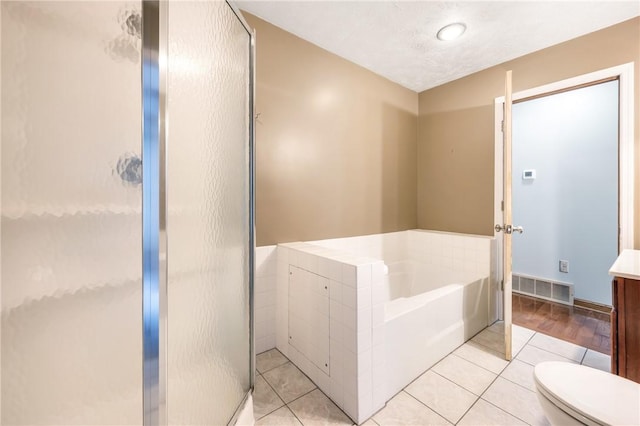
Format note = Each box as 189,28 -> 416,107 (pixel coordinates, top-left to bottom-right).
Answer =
275,242 -> 384,423
309,230 -> 493,282
308,231 -> 408,264
256,245 -> 278,354
407,229 -> 492,279
256,327 -> 606,426
272,231 -> 495,423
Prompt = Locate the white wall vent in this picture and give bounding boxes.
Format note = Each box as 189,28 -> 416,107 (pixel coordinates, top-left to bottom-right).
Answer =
512,273 -> 574,305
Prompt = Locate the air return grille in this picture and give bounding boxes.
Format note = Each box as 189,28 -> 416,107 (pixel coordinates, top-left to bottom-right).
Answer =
512,274 -> 574,305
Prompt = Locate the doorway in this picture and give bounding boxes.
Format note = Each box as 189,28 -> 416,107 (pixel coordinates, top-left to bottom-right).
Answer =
512,79 -> 619,307
494,63 -> 635,358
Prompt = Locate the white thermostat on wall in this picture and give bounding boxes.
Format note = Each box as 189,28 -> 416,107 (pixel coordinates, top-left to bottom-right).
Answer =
522,169 -> 536,180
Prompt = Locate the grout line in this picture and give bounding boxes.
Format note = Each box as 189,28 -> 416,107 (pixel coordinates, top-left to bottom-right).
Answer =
368,387 -> 406,420
258,359 -> 289,374
455,334 -> 537,425
484,326 -> 505,337
263,350 -> 354,423
430,369 -> 483,398
498,372 -> 536,393
285,404 -> 306,426
516,344 -> 576,367
468,336 -> 506,355
527,335 -> 588,357
255,403 -> 286,422
259,360 -> 293,377
448,352 -> 502,376
259,354 -> 320,413
285,387 -> 318,406
511,328 -> 536,358
479,396 -> 532,425
401,342 -> 475,391
256,373 -> 287,417
579,348 -> 588,365
429,365 -> 498,425
286,388 -> 355,426
464,359 -> 508,376
453,396 -> 481,424
256,349 -> 290,374
454,344 -> 510,376
470,366 -> 533,425
401,390 -> 452,425
284,391 -> 317,426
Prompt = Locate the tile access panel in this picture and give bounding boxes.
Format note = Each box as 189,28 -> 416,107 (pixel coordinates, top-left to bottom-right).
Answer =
288,265 -> 330,375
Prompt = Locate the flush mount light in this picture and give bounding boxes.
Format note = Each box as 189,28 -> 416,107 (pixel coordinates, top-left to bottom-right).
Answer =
436,22 -> 467,41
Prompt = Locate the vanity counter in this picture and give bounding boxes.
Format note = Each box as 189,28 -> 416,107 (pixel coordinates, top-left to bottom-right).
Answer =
609,249 -> 640,383
609,249 -> 640,280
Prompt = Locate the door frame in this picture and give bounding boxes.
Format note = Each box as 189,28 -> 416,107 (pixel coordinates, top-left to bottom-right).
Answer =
493,62 -> 635,320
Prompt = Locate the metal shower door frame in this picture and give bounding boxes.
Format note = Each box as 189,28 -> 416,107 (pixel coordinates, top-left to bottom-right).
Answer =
141,1 -> 256,425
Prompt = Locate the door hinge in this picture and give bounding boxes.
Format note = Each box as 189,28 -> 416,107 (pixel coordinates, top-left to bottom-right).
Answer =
501,279 -> 504,291
501,120 -> 504,132
501,200 -> 504,211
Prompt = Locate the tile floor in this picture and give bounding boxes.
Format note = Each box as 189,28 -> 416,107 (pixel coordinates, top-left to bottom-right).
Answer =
254,324 -> 611,425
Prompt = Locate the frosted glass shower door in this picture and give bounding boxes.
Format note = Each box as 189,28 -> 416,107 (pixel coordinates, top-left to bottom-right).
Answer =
166,2 -> 253,424
1,2 -> 143,424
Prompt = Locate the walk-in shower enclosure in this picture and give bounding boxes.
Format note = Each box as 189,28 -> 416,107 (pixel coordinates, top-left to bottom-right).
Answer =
1,1 -> 255,424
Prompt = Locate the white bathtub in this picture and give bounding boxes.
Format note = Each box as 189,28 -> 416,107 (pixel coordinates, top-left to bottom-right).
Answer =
276,230 -> 494,423
382,260 -> 489,397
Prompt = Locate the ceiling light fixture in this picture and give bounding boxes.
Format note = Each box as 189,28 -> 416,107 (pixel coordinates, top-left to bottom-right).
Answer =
436,22 -> 467,41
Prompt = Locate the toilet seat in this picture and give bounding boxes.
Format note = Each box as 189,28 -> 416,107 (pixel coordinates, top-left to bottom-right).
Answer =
534,361 -> 640,426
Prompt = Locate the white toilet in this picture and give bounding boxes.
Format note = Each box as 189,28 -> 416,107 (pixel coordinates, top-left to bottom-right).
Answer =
534,361 -> 640,425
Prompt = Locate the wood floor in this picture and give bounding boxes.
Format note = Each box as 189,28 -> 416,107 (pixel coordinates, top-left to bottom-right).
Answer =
512,293 -> 611,354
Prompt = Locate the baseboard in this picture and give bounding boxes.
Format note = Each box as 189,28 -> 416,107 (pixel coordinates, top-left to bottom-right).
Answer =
574,298 -> 612,314
513,293 -> 612,314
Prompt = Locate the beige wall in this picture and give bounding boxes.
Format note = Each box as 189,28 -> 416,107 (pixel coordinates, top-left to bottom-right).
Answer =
245,13 -> 418,246
247,11 -> 639,248
418,17 -> 640,248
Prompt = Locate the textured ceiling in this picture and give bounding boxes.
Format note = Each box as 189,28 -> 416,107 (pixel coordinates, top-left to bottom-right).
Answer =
237,1 -> 640,92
